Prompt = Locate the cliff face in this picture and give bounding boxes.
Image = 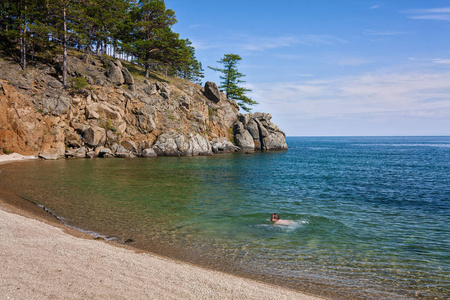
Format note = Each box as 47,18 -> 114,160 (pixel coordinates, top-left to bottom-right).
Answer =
0,54 -> 287,158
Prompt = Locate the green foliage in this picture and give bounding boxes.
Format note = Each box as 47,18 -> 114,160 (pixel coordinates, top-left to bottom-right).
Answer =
2,148 -> 12,155
208,54 -> 258,112
0,0 -> 203,84
106,118 -> 116,132
70,77 -> 89,90
228,127 -> 236,145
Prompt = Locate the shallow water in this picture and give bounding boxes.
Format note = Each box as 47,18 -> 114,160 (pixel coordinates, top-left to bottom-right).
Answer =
1,137 -> 449,299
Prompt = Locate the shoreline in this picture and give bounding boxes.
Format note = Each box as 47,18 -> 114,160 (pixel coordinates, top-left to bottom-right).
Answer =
0,154 -> 323,299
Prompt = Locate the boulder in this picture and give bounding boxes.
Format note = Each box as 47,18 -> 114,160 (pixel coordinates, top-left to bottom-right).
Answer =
111,143 -> 128,154
142,148 -> 157,157
65,147 -> 87,158
246,119 -> 261,149
233,122 -> 255,151
143,84 -> 158,96
180,134 -> 212,156
263,131 -> 288,150
237,113 -> 251,125
121,67 -> 134,85
82,126 -> 106,148
153,132 -> 212,156
233,112 -> 288,151
35,94 -> 71,116
97,147 -> 113,158
38,152 -> 59,160
134,104 -> 156,132
153,132 -> 184,156
211,138 -> 240,153
204,81 -> 221,103
116,152 -> 135,158
66,139 -> 81,148
85,104 -> 100,119
121,140 -> 137,153
71,121 -> 89,134
106,62 -> 124,85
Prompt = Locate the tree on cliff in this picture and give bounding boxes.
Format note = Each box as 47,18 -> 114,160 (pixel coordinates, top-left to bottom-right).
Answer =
0,0 -> 203,84
208,54 -> 257,112
123,0 -> 177,79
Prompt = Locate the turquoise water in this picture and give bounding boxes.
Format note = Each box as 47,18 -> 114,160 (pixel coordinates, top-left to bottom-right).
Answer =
1,137 -> 449,299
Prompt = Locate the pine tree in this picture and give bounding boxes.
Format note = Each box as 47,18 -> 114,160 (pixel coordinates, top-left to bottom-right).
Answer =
209,54 -> 257,112
124,0 -> 177,78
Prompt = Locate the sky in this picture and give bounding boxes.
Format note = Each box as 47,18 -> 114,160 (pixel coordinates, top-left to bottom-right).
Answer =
165,0 -> 450,136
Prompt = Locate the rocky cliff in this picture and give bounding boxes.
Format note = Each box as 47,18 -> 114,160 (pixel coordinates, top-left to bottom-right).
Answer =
0,54 -> 287,159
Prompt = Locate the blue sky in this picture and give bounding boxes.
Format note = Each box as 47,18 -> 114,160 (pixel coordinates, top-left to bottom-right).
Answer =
166,0 -> 450,136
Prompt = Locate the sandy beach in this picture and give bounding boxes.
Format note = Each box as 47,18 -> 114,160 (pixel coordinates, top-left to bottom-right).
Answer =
0,154 -> 323,300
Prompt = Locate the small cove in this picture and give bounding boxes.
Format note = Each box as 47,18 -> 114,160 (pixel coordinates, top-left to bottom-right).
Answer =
1,137 -> 449,299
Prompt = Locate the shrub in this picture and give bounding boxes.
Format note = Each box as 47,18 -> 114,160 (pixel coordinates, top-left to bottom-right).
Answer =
70,77 -> 89,90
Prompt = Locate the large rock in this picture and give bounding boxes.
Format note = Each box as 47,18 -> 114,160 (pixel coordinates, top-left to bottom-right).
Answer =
204,81 -> 221,103
121,140 -> 137,153
86,102 -> 122,121
97,147 -> 114,158
142,148 -> 157,157
233,122 -> 255,151
38,152 -> 59,160
211,138 -> 240,153
105,61 -> 124,85
263,131 -> 288,150
180,134 -> 212,156
153,132 -> 183,156
246,119 -> 261,149
121,67 -> 134,85
233,113 -> 288,151
35,94 -> 71,116
65,147 -> 87,158
153,132 -> 212,156
134,104 -> 156,133
82,126 -> 106,148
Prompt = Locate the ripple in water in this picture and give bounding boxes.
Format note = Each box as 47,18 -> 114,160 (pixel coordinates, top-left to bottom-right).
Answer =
0,136 -> 449,299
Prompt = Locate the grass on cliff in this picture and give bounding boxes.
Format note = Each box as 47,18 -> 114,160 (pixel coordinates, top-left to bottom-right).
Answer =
0,46 -> 201,92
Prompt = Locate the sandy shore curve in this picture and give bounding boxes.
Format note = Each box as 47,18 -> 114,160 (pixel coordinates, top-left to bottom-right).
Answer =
0,154 -> 323,299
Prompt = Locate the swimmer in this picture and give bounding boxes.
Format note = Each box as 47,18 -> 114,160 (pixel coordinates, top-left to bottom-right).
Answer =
271,213 -> 295,225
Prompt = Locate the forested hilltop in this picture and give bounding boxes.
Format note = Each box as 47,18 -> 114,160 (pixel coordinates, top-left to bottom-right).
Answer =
0,0 -> 203,83
0,0 -> 287,159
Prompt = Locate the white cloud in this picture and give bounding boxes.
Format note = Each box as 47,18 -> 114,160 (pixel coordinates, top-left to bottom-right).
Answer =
404,7 -> 450,21
237,34 -> 346,52
405,7 -> 450,14
364,29 -> 406,36
370,3 -> 384,10
433,58 -> 450,64
190,40 -> 218,50
252,70 -> 450,121
410,14 -> 450,21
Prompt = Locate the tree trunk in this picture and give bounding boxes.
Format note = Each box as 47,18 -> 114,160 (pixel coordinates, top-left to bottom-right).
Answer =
96,38 -> 101,55
145,65 -> 150,79
62,2 -> 67,88
20,1 -> 27,70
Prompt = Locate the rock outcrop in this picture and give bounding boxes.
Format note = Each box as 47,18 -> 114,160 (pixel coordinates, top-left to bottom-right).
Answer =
233,113 -> 288,151
0,54 -> 287,159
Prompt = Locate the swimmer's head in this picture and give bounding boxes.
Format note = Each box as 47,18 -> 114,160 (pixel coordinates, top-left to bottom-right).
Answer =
271,213 -> 280,221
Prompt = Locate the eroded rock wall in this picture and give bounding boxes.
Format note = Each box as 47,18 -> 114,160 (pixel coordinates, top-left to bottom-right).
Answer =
0,55 -> 286,158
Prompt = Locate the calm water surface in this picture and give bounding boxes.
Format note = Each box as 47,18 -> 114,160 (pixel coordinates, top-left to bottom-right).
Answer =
1,137 -> 449,299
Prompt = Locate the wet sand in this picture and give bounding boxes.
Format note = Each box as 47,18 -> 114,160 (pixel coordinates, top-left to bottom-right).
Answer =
0,154 -> 323,299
